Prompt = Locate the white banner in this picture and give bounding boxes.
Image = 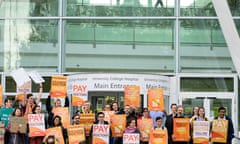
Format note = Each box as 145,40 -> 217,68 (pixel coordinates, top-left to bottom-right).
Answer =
67,73 -> 170,96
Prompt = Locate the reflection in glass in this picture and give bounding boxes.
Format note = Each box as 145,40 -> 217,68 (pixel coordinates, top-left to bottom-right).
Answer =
180,0 -> 216,16
0,20 -> 58,72
182,98 -> 203,117
65,19 -> 175,72
210,99 -> 232,120
180,19 -> 235,73
66,0 -> 174,16
0,0 -> 58,17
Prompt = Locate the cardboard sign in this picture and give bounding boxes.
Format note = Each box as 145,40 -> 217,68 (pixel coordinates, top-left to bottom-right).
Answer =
53,107 -> 69,128
173,118 -> 190,142
10,116 -> 27,133
50,76 -> 67,98
193,121 -> 210,144
68,125 -> 85,144
110,114 -> 126,137
45,127 -> 64,144
137,119 -> 153,142
211,120 -> 228,143
123,133 -> 140,144
79,114 -> 95,136
92,124 -> 110,144
150,129 -> 168,144
148,88 -> 164,111
28,114 -> 45,137
124,86 -> 140,108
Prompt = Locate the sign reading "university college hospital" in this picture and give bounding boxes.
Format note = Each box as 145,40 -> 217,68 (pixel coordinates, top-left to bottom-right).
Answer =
67,73 -> 170,98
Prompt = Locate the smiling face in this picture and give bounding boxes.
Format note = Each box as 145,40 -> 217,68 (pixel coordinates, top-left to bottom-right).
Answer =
129,119 -> 136,128
219,109 -> 226,118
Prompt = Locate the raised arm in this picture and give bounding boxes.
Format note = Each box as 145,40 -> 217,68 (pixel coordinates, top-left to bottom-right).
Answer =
35,83 -> 43,105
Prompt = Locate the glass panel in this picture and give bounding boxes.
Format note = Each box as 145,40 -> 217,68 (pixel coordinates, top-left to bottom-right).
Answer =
0,20 -> 59,72
228,0 -> 240,16
182,98 -> 204,117
180,78 -> 234,92
65,19 -> 175,72
5,76 -> 16,93
0,0 -> 58,17
209,99 -> 232,120
180,0 -> 216,16
66,0 -> 174,16
180,19 -> 235,73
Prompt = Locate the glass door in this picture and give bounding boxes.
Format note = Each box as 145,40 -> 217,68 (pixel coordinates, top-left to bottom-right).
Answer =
181,93 -> 234,121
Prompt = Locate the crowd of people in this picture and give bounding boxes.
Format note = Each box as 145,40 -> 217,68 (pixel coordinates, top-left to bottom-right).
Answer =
0,83 -> 235,144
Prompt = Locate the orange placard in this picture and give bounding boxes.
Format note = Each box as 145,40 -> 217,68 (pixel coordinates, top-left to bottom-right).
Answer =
28,114 -> 45,137
150,129 -> 168,144
137,118 -> 153,142
79,114 -> 95,136
72,96 -> 85,106
68,125 -> 85,144
124,86 -> 140,108
110,114 -> 126,137
53,107 -> 69,128
148,88 -> 164,111
103,111 -> 115,124
50,76 -> 67,98
0,85 -> 2,106
211,120 -> 228,143
45,127 -> 64,144
173,118 -> 190,142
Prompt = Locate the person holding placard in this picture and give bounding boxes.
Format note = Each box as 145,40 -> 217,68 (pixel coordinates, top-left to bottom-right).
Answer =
46,93 -> 69,127
138,108 -> 153,144
8,108 -> 26,144
90,112 -> 110,144
0,98 -> 14,144
50,115 -> 68,144
212,107 -> 234,144
190,107 -> 209,144
29,105 -> 47,144
123,117 -> 140,144
23,83 -> 43,116
172,105 -> 190,144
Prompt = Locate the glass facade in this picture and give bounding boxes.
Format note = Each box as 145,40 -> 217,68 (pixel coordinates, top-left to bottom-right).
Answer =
1,0 -> 239,73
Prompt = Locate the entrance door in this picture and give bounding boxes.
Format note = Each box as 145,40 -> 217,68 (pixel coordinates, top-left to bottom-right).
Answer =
89,91 -> 124,112
181,93 -> 235,121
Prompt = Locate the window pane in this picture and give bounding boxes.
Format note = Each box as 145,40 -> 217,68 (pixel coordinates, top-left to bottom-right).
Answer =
180,19 -> 235,73
180,78 -> 234,92
0,20 -> 58,72
66,0 -> 174,16
0,0 -> 58,17
180,0 -> 216,16
65,19 -> 175,72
